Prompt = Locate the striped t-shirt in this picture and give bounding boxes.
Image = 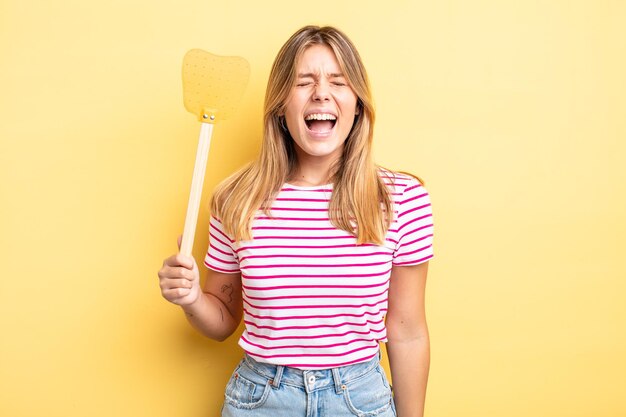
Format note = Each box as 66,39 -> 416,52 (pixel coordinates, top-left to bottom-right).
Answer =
204,172 -> 434,369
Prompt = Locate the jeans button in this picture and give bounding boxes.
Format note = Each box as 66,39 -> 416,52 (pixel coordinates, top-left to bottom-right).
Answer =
308,375 -> 316,385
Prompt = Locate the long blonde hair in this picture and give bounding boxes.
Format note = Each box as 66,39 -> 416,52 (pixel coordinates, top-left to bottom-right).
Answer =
211,25 -> 393,244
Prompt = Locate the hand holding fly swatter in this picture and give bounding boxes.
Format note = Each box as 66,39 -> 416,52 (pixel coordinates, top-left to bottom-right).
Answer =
158,50 -> 249,306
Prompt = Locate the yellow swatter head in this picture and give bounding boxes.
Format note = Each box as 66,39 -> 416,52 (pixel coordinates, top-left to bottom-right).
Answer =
182,49 -> 250,123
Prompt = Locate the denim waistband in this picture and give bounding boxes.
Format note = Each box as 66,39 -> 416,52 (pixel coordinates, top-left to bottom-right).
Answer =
242,352 -> 381,394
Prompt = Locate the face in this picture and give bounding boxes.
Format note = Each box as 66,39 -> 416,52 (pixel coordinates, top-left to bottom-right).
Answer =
283,44 -> 359,165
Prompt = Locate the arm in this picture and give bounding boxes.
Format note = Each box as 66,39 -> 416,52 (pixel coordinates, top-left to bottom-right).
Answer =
385,261 -> 430,417
182,268 -> 243,341
158,242 -> 243,341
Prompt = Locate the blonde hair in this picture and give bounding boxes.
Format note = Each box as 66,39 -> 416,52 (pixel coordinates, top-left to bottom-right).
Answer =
211,25 -> 393,245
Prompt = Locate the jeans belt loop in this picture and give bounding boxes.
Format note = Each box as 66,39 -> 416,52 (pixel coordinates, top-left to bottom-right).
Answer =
331,367 -> 344,394
271,364 -> 284,389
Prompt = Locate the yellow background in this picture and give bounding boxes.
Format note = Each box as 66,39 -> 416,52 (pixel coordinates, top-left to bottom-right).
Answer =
1,1 -> 625,416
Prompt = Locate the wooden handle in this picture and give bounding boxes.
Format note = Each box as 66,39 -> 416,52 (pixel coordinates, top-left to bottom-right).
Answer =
180,122 -> 213,257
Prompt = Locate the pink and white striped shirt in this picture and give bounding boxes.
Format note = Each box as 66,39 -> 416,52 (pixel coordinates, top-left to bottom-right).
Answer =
204,172 -> 434,369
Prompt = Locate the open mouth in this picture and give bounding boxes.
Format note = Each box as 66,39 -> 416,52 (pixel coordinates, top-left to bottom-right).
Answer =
304,113 -> 337,132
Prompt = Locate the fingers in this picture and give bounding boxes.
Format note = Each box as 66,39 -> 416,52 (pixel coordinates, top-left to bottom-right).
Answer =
161,286 -> 193,300
162,253 -> 195,270
158,264 -> 195,281
158,268 -> 198,304
161,288 -> 197,306
159,238 -> 200,305
159,276 -> 193,290
159,248 -> 201,305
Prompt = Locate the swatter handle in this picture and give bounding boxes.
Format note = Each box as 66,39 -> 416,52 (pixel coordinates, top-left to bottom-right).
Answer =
180,122 -> 213,257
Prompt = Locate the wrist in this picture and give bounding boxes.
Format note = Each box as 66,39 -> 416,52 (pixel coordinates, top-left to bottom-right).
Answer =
181,291 -> 205,315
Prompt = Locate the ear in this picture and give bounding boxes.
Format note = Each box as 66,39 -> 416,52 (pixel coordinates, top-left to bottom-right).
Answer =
355,102 -> 361,116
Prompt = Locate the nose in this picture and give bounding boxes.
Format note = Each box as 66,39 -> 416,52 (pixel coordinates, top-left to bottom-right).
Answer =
312,81 -> 330,102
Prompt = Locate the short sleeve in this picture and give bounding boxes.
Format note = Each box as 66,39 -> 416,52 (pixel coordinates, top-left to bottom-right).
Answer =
392,179 -> 434,266
204,216 -> 241,273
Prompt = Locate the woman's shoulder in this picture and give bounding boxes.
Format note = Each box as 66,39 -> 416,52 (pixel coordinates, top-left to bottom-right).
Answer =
377,167 -> 426,194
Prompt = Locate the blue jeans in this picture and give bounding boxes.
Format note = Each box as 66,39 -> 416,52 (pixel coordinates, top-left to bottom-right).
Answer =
221,353 -> 396,417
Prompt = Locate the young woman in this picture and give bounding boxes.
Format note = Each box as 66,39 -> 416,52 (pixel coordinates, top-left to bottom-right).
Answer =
158,25 -> 434,417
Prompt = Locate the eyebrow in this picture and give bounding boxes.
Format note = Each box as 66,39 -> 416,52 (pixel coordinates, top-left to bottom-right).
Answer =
297,72 -> 346,79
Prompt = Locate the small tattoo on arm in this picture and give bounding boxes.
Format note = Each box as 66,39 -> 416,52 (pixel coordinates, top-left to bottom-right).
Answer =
220,284 -> 234,304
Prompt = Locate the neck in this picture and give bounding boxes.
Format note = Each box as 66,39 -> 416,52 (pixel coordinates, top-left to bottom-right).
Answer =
288,166 -> 333,186
289,155 -> 339,187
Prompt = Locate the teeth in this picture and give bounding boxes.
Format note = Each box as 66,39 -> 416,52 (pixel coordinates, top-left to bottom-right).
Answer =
305,113 -> 337,121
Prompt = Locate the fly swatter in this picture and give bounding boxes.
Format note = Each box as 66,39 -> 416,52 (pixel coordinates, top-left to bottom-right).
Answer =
180,49 -> 250,257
